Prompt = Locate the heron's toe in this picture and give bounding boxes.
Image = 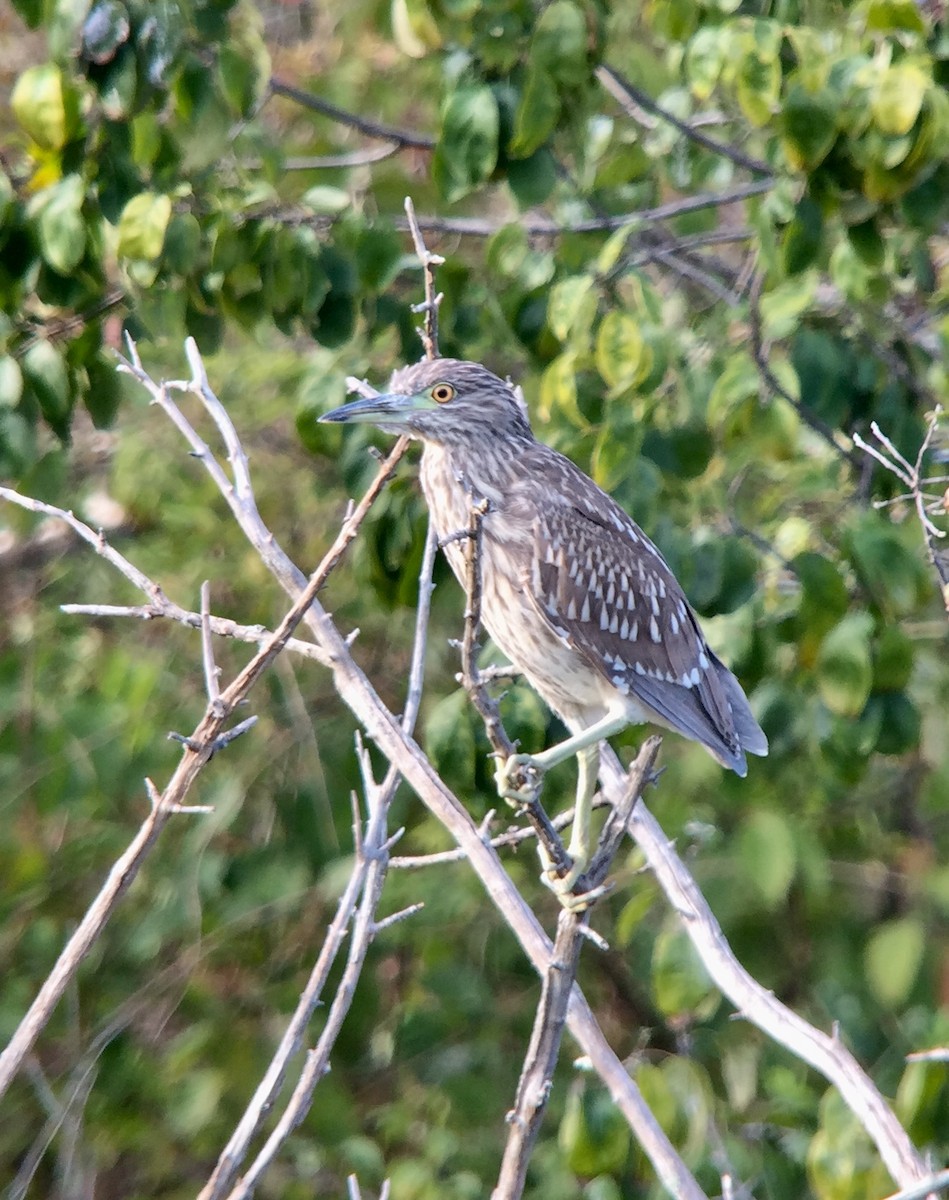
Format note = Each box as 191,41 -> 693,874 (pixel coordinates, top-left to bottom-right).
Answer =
495,752 -> 544,805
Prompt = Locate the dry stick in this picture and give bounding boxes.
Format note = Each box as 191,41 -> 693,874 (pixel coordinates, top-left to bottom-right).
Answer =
595,745 -> 932,1191
492,740 -> 660,1200
122,344 -> 706,1200
0,356 -> 414,1100
394,181 -> 774,238
201,212 -> 445,1196
218,742 -> 411,1200
596,65 -> 773,176
0,489 -> 326,664
0,534 -> 344,1098
200,522 -> 438,1200
458,497 -> 571,879
404,195 -> 444,360
269,77 -> 435,149
853,411 -> 949,615
881,1169 -> 949,1200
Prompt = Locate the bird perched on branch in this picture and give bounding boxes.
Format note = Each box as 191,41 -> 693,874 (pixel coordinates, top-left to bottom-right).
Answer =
322,359 -> 767,902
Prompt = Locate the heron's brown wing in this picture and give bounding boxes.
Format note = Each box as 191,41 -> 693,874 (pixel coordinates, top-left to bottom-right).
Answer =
524,473 -> 759,770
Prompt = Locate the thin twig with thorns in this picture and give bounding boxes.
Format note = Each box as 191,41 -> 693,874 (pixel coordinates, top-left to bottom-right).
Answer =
853,407 -> 949,613
458,496 -> 572,879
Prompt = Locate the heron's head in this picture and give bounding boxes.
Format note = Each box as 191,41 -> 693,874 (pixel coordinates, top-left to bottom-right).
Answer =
319,359 -> 533,447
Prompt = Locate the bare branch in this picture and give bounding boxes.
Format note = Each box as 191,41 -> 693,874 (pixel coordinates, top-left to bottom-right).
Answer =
494,739 -> 660,1199
269,77 -> 435,149
457,496 -> 572,879
596,65 -> 773,176
200,463 -> 440,1200
200,580 -> 223,711
493,909 -> 586,1200
854,407 -> 949,614
404,196 -> 445,360
394,182 -> 774,238
598,745 -> 931,1189
880,1169 -> 949,1200
59,602 -> 326,663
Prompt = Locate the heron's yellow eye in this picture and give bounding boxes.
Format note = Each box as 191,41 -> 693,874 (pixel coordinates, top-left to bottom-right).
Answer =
431,383 -> 455,404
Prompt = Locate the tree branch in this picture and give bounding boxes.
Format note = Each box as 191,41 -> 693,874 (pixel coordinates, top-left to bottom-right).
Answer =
269,77 -> 435,149
596,746 -> 932,1190
493,740 -> 660,1199
596,65 -> 773,176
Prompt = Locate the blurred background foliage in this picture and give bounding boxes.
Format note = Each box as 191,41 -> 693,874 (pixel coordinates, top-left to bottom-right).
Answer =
2,0 -> 949,1196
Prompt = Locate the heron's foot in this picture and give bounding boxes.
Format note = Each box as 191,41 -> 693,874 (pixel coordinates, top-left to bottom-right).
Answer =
495,752 -> 545,807
538,849 -> 613,913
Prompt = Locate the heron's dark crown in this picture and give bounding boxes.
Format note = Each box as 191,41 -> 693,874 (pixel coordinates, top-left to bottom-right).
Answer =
389,358 -> 534,447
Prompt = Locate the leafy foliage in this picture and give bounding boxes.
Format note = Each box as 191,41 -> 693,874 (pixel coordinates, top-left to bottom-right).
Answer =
2,0 -> 949,1197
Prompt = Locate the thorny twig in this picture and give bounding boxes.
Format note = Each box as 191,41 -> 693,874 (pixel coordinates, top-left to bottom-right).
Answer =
457,497 -> 572,880
853,409 -> 949,614
493,740 -> 660,1200
404,195 -> 444,360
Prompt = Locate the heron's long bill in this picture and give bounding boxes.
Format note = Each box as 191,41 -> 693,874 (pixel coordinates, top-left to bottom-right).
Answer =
320,391 -> 431,429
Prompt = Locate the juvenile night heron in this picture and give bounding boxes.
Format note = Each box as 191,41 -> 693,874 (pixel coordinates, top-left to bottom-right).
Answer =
322,359 -> 767,900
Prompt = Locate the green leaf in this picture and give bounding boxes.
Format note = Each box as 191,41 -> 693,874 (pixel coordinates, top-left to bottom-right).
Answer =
872,64 -> 929,136
816,612 -> 874,717
506,149 -> 556,208
162,213 -> 202,275
782,196 -> 823,276
739,810 -> 797,908
865,0 -> 927,32
117,192 -> 172,261
559,1083 -> 630,1177
759,272 -> 816,340
84,354 -> 123,428
391,0 -> 442,58
302,186 -> 351,216
11,64 -> 76,151
33,174 -> 86,274
847,217 -> 885,268
793,551 -> 850,641
848,517 -> 925,616
21,340 -> 72,431
865,917 -> 925,1008
686,27 -> 725,102
872,626 -> 914,693
0,356 -> 24,408
432,85 -> 499,203
781,86 -> 836,171
510,65 -> 560,158
530,0 -> 588,90
424,690 -> 476,783
540,354 -> 583,427
652,925 -> 718,1018
707,352 -> 758,425
596,311 -> 647,392
547,274 -> 596,342
81,0 -> 130,64
873,693 -> 921,755
736,50 -> 781,128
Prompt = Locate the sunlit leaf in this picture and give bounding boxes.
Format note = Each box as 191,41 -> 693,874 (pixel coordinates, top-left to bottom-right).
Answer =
117,191 -> 172,261
816,613 -> 874,717
739,810 -> 797,907
432,85 -> 499,202
865,917 -> 925,1008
